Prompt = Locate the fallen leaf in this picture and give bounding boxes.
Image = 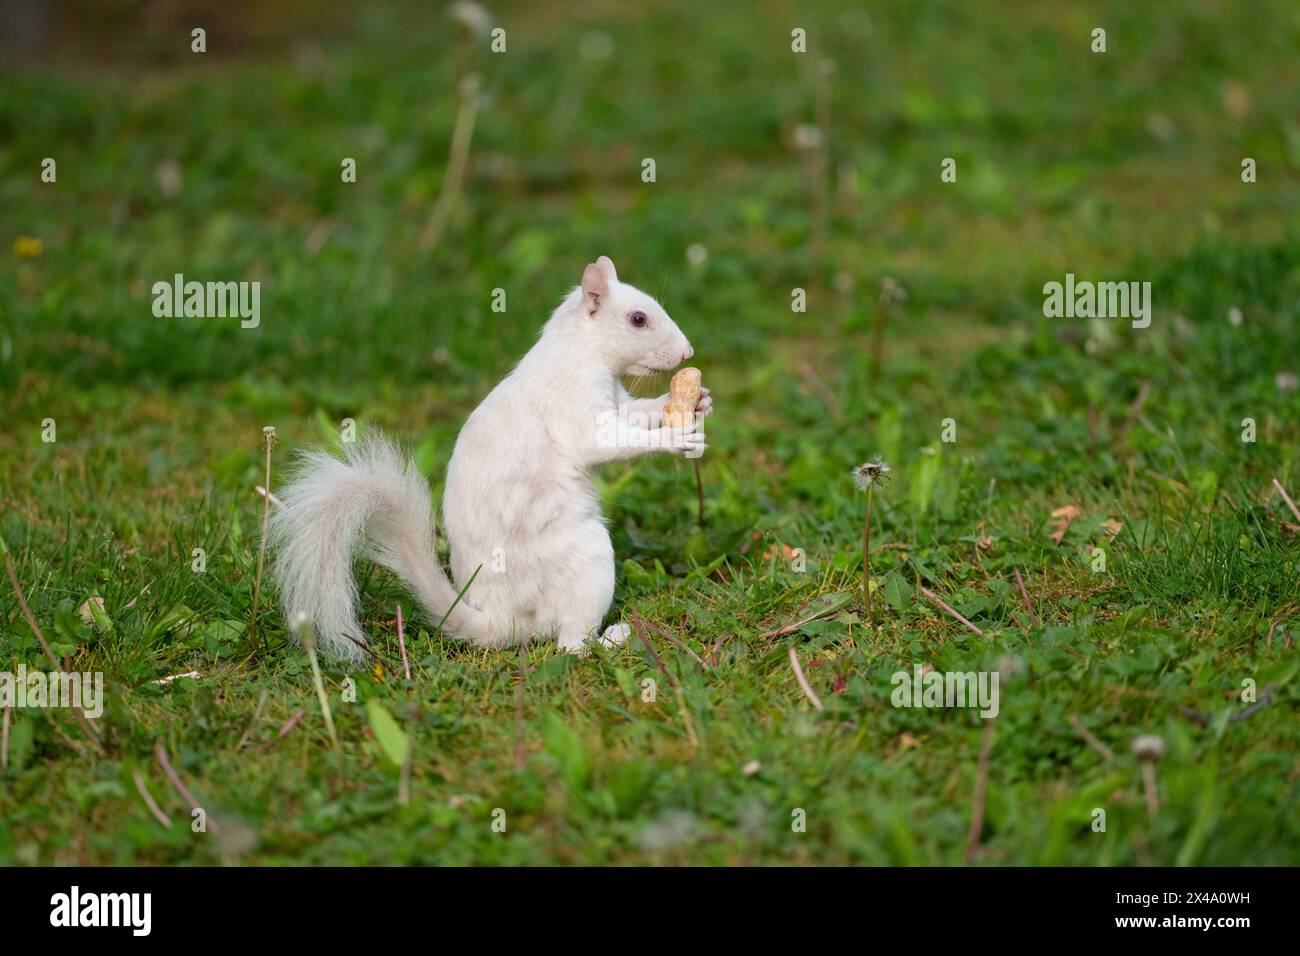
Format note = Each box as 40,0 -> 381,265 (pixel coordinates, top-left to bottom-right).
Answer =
78,596 -> 113,632
1048,505 -> 1081,545
738,529 -> 763,555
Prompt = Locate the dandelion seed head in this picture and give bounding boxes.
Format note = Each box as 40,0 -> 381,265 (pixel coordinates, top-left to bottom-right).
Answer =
1131,734 -> 1165,760
879,276 -> 908,305
852,457 -> 892,490
579,29 -> 615,61
792,124 -> 823,152
448,1 -> 492,38
638,810 -> 698,853
996,655 -> 1024,681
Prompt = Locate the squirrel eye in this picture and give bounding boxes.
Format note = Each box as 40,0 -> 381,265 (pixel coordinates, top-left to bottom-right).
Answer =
628,311 -> 648,328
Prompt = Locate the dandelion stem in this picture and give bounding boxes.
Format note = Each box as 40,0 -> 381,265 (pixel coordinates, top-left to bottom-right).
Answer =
396,602 -> 410,681
1067,713 -> 1114,762
862,485 -> 873,625
249,427 -> 276,654
788,646 -> 824,711
133,768 -> 173,828
693,459 -> 705,526
1272,478 -> 1300,525
964,718 -> 996,862
758,597 -> 849,640
266,708 -> 305,750
1141,762 -> 1159,821
4,552 -> 103,751
155,741 -> 220,832
919,586 -> 985,637
419,73 -> 481,252
299,619 -> 343,773
810,57 -> 831,259
1116,379 -> 1152,445
1013,568 -> 1038,628
5,553 -> 61,671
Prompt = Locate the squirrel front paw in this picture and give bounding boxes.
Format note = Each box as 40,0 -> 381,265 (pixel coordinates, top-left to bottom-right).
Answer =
664,420 -> 707,459
695,386 -> 713,419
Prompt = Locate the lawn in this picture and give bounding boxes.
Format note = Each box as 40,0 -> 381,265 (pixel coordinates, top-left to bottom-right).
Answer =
1,0 -> 1298,865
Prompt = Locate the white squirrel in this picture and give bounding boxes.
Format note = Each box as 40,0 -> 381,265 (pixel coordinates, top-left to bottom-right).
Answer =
267,255 -> 711,662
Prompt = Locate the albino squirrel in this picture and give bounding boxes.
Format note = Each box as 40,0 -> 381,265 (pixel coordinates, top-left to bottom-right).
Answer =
268,255 -> 711,662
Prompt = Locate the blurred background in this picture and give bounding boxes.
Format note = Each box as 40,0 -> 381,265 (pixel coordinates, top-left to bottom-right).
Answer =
5,0 -> 1297,383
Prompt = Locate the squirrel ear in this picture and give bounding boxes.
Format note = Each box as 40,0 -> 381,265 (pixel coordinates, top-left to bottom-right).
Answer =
581,261 -> 609,316
595,255 -> 618,284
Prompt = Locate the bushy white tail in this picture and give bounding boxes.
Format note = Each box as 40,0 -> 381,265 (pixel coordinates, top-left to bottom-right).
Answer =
266,435 -> 492,662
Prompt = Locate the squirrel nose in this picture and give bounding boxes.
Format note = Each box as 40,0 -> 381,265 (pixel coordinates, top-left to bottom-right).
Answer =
683,345 -> 694,361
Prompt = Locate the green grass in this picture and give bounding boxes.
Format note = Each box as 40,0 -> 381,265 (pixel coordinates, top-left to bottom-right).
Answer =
2,0 -> 1299,865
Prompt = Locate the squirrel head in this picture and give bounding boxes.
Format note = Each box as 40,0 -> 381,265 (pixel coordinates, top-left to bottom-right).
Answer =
568,255 -> 694,376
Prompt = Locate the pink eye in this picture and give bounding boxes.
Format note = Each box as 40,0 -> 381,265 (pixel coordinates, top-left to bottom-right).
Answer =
629,311 -> 648,328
